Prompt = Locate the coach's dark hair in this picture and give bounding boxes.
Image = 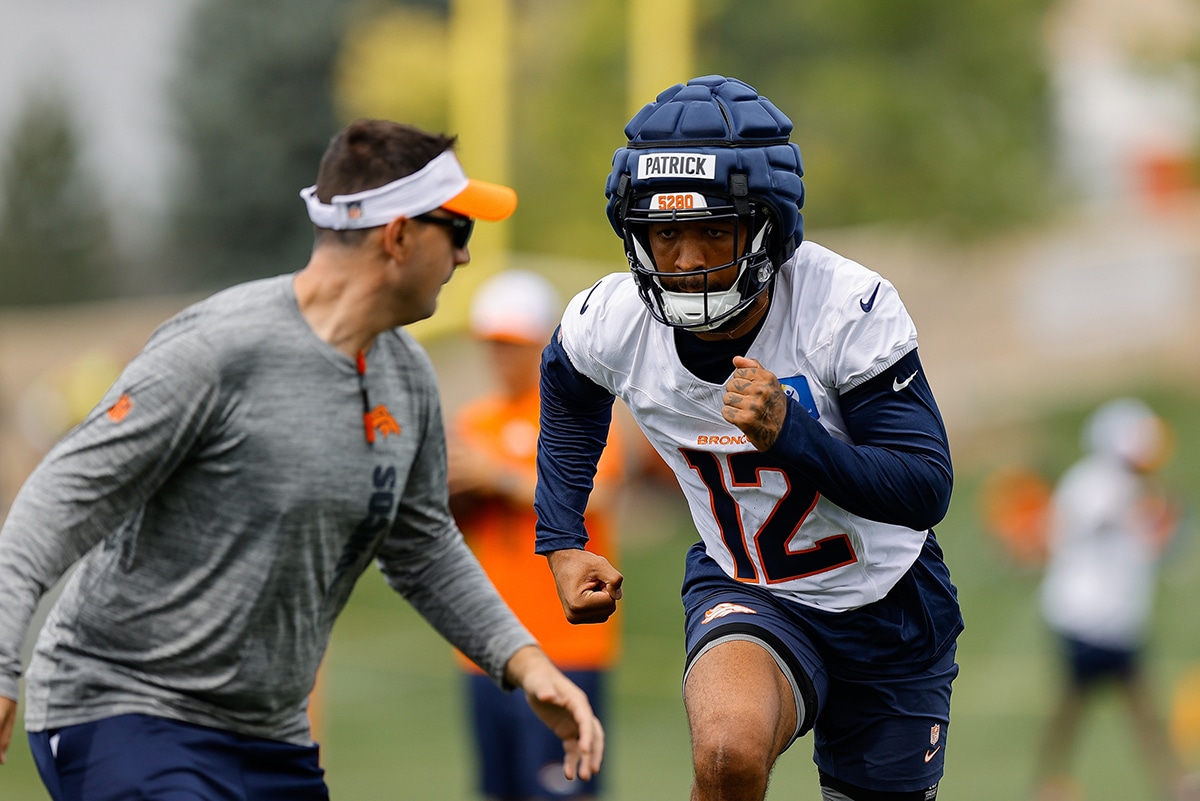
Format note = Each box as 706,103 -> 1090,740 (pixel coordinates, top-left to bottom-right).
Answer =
312,119 -> 457,246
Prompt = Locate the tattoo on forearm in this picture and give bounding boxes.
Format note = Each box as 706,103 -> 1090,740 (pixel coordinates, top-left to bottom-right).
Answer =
761,393 -> 783,424
758,392 -> 785,447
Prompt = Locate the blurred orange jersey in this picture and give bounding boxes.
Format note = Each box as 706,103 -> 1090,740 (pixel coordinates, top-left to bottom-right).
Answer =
453,387 -> 623,672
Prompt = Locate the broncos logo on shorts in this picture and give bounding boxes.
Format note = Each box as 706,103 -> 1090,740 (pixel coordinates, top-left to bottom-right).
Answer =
701,602 -> 758,625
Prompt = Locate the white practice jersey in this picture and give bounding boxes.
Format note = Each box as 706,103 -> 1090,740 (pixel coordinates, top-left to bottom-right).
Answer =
559,241 -> 927,612
1040,454 -> 1159,648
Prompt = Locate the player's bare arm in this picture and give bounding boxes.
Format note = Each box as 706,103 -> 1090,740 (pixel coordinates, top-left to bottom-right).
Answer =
722,355 -> 787,451
545,548 -> 623,624
503,644 -> 605,781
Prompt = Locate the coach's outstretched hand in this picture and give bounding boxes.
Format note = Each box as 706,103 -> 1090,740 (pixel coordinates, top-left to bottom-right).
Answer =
0,695 -> 17,765
546,548 -> 623,624
504,645 -> 604,781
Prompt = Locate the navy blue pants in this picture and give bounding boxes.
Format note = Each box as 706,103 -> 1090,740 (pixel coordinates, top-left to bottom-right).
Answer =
467,670 -> 605,799
28,713 -> 329,801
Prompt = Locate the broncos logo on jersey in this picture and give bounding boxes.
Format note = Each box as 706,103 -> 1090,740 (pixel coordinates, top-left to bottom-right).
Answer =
364,405 -> 401,443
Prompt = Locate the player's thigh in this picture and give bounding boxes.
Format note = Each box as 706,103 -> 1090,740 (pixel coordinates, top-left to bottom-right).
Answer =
681,545 -> 824,750
684,637 -> 798,760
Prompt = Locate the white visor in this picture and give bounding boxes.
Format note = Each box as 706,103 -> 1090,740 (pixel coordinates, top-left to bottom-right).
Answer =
300,150 -> 469,231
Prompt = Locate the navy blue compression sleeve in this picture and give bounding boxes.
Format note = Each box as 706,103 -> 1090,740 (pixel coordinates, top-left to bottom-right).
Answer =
766,349 -> 953,530
533,331 -> 616,554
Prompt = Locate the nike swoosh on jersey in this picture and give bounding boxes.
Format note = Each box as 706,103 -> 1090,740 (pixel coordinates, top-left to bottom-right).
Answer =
579,280 -> 603,314
859,282 -> 881,312
924,746 -> 941,763
893,371 -> 918,391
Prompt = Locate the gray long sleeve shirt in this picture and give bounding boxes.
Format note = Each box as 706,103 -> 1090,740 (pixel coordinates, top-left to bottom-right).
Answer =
0,275 -> 535,745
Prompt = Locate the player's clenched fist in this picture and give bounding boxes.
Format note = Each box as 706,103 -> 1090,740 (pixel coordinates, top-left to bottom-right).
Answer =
545,549 -> 623,624
722,355 -> 787,451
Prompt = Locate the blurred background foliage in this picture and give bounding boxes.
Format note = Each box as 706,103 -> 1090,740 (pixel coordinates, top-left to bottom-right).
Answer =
702,0 -> 1057,235
164,0 -> 346,292
0,90 -> 118,306
0,0 -> 1062,299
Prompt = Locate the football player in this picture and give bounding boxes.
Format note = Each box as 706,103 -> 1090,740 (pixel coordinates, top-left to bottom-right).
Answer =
1034,398 -> 1187,800
534,75 -> 962,801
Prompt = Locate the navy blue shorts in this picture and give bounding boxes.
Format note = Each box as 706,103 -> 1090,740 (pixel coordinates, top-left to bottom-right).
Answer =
682,543 -> 959,793
1059,635 -> 1140,687
28,714 -> 328,801
467,670 -> 605,799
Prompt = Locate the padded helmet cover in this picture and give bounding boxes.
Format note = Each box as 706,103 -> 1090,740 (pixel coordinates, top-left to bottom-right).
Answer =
605,75 -> 805,265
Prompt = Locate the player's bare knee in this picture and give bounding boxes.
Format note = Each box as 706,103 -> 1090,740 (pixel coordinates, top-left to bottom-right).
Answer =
691,723 -> 774,788
693,747 -> 771,799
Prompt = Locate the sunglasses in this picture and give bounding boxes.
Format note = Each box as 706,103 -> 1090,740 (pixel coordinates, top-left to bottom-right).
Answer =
414,212 -> 474,249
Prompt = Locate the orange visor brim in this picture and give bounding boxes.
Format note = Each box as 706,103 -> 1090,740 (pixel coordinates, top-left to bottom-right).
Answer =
442,178 -> 518,222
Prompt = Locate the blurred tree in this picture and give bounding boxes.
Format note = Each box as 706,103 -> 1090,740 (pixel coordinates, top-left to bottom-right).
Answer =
165,0 -> 347,292
336,2 -> 449,132
701,0 -> 1057,236
510,0 -> 627,261
0,90 -> 118,307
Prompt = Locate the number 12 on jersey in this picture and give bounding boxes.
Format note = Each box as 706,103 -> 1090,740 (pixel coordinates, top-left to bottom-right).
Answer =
681,448 -> 858,584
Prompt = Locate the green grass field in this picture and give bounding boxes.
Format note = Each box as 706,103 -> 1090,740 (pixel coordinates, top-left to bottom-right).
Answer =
4,385 -> 1200,800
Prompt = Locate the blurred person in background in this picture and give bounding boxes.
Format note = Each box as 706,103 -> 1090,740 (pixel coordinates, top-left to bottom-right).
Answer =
1033,397 -> 1196,801
534,75 -> 961,801
0,119 -> 603,801
448,269 -> 624,801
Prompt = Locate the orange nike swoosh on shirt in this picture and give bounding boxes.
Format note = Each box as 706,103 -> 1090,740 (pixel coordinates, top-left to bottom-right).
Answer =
924,746 -> 941,763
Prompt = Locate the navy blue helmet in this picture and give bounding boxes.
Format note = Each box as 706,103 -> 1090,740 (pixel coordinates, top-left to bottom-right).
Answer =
605,75 -> 805,331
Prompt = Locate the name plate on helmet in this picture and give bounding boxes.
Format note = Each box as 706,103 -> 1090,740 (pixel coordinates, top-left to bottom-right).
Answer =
637,153 -> 717,179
